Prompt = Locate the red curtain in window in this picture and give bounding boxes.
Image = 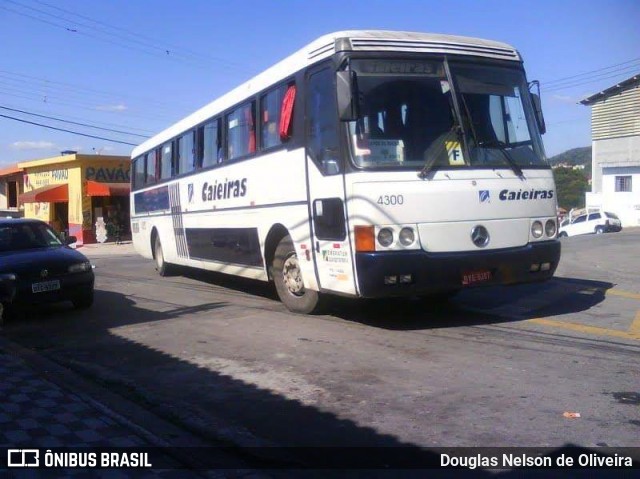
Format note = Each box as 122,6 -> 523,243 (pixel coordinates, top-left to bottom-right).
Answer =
246,105 -> 256,153
279,84 -> 296,141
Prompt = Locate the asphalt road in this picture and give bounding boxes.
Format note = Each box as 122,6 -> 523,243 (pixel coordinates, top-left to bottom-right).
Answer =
3,230 -> 639,464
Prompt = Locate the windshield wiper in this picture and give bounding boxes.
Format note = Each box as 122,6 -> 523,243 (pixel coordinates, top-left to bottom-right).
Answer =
477,139 -> 524,178
418,125 -> 461,179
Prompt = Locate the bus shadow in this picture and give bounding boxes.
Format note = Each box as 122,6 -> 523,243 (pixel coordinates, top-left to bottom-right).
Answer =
177,265 -> 280,302
327,276 -> 613,331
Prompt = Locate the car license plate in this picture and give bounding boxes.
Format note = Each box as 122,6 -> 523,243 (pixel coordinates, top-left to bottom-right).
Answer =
32,280 -> 61,293
462,270 -> 492,286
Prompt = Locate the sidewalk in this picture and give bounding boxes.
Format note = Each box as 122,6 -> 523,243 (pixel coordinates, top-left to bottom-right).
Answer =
0,337 -> 266,477
75,240 -> 136,257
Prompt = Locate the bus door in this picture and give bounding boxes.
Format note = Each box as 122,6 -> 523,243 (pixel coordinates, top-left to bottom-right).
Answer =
305,66 -> 355,295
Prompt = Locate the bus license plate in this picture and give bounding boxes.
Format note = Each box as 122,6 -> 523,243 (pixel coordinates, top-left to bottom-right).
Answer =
32,280 -> 61,293
462,270 -> 492,286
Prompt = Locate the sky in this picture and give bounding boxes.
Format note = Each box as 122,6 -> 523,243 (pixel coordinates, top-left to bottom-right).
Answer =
1,0 -> 639,167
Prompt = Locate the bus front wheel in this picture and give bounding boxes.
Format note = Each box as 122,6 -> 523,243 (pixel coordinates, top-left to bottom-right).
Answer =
272,236 -> 321,314
154,236 -> 173,277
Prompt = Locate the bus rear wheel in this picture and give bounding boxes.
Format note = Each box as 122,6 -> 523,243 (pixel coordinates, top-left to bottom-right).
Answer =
272,236 -> 321,314
154,236 -> 173,277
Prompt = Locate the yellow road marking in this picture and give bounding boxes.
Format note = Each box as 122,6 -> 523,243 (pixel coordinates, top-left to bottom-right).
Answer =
629,310 -> 640,336
527,309 -> 640,341
606,289 -> 640,301
524,287 -> 640,340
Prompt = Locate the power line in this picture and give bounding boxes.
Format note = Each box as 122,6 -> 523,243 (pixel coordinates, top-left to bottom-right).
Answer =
543,68 -> 640,93
33,0 -> 256,68
2,0 -> 255,73
543,63 -> 640,91
0,102 -> 156,135
0,114 -> 138,146
543,57 -> 640,86
0,70 -> 183,114
0,105 -> 149,138
0,78 -> 180,123
0,3 -> 204,68
0,86 -> 179,125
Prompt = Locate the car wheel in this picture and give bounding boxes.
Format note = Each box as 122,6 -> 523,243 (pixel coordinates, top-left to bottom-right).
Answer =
558,231 -> 568,238
595,226 -> 604,234
271,236 -> 322,314
72,291 -> 94,310
154,236 -> 173,276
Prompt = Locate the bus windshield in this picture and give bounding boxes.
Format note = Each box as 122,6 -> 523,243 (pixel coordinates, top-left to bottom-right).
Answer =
347,60 -> 547,171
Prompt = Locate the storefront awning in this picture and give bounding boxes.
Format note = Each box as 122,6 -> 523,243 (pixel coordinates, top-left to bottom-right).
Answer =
19,183 -> 68,203
86,181 -> 130,197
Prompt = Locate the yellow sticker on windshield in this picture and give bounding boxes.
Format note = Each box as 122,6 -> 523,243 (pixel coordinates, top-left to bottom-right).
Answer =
445,141 -> 464,165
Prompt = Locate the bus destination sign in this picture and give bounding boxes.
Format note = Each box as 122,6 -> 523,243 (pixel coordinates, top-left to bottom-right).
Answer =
352,60 -> 443,76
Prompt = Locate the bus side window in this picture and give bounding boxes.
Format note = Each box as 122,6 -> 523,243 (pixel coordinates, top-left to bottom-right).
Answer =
145,150 -> 157,185
178,130 -> 196,174
260,82 -> 296,150
227,102 -> 256,161
160,142 -> 172,180
307,68 -> 339,171
173,137 -> 181,177
279,83 -> 296,141
199,118 -> 222,168
260,85 -> 283,150
133,156 -> 145,190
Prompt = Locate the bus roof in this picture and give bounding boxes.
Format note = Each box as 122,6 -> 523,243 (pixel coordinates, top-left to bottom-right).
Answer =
131,30 -> 521,158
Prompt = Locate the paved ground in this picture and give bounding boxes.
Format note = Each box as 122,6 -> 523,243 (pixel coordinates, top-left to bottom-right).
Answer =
0,343 -> 203,477
2,233 -> 639,476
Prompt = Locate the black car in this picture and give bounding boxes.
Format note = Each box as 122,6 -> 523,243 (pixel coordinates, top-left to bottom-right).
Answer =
0,218 -> 94,313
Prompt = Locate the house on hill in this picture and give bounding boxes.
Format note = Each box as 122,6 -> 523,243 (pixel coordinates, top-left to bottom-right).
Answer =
581,74 -> 640,227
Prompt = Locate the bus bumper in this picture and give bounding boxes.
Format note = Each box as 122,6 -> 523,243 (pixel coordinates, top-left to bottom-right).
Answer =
355,240 -> 561,298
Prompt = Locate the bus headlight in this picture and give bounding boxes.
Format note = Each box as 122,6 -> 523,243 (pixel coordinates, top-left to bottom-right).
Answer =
531,221 -> 543,239
545,219 -> 556,237
377,228 -> 394,247
398,227 -> 415,246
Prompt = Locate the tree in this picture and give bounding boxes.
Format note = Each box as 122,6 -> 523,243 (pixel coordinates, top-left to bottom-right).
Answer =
553,167 -> 589,210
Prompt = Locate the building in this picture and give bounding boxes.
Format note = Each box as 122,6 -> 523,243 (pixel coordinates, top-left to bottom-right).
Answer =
0,164 -> 24,217
18,152 -> 130,244
581,74 -> 640,227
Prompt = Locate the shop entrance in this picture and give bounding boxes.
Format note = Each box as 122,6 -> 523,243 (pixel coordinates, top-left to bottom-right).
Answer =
91,196 -> 129,242
52,202 -> 69,236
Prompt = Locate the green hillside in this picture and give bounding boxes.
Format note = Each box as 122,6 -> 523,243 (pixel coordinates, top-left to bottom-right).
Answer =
548,146 -> 592,171
547,146 -> 592,210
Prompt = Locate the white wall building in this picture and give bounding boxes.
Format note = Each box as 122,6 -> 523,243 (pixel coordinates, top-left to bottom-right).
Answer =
581,74 -> 640,227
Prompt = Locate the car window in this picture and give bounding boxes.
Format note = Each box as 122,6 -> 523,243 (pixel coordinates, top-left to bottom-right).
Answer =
605,212 -> 619,219
573,216 -> 586,224
0,223 -> 63,252
588,213 -> 601,220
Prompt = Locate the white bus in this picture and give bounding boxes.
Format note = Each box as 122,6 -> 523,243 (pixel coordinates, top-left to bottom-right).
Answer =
130,30 -> 560,314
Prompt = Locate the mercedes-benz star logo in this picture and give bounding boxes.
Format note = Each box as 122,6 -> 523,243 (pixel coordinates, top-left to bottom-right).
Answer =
40,269 -> 48,278
471,225 -> 490,248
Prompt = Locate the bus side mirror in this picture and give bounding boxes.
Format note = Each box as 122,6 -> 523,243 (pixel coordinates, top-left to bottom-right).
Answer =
529,81 -> 546,135
337,71 -> 358,121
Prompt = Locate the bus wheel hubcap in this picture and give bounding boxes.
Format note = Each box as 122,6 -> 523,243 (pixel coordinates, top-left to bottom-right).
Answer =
283,255 -> 304,296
